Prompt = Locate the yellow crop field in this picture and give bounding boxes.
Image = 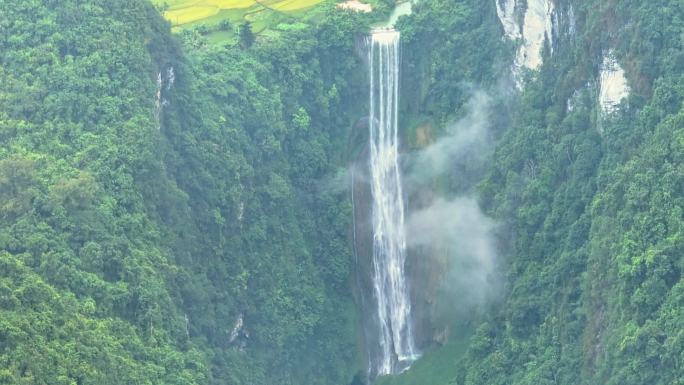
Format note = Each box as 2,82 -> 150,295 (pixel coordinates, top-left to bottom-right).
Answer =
153,0 -> 326,27
205,0 -> 259,9
165,6 -> 220,25
271,0 -> 322,11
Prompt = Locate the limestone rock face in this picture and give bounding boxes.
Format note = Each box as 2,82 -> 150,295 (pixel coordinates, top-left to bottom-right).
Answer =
599,52 -> 630,114
496,0 -> 555,86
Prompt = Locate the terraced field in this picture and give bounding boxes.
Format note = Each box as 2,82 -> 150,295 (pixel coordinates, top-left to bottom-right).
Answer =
153,0 -> 327,32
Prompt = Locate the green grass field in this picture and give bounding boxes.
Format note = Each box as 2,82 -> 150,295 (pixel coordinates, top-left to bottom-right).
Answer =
374,342 -> 466,385
375,325 -> 474,385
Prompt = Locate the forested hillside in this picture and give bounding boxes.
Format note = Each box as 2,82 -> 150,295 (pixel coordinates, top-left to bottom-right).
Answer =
0,1 -> 374,384
386,0 -> 683,384
0,0 -> 681,384
463,1 -> 683,383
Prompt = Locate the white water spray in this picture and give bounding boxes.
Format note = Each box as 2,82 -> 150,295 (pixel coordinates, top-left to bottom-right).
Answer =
368,28 -> 417,375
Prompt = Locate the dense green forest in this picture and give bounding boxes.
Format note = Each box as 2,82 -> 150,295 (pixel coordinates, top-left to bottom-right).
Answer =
0,1 -> 375,383
0,0 -> 682,384
388,0 -> 683,384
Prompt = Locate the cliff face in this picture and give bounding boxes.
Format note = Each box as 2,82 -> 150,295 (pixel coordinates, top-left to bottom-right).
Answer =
496,0 -> 555,85
381,1 -> 683,384
1,1 -> 681,384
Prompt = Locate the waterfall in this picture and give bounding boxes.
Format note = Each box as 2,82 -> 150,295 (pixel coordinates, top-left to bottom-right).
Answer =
367,28 -> 417,376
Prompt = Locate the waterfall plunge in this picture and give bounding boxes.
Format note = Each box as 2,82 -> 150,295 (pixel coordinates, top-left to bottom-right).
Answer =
367,28 -> 417,376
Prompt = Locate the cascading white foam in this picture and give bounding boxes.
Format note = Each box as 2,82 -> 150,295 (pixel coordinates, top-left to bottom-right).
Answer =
368,28 -> 417,376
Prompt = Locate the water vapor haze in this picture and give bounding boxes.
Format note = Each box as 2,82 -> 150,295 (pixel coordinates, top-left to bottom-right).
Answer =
406,92 -> 493,190
406,197 -> 498,304
405,91 -> 500,310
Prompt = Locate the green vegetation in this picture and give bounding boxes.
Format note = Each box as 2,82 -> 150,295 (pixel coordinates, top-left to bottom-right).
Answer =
157,0 -> 325,26
238,21 -> 256,47
462,1 -> 683,384
388,1 -> 683,384
151,0 -> 331,43
151,0 -> 392,44
376,328 -> 474,385
0,0 -> 373,383
0,0 -> 681,384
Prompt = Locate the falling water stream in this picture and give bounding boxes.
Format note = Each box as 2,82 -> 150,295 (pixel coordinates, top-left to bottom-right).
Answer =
367,27 -> 417,376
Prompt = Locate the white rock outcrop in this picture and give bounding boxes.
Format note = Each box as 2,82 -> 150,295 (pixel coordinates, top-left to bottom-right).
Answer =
496,0 -> 555,86
518,0 -> 554,70
599,52 -> 630,114
495,0 -> 521,41
337,0 -> 372,13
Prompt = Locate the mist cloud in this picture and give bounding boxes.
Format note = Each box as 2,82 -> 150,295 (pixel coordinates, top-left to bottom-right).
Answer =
406,197 -> 498,304
405,91 -> 500,307
406,91 -> 493,188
